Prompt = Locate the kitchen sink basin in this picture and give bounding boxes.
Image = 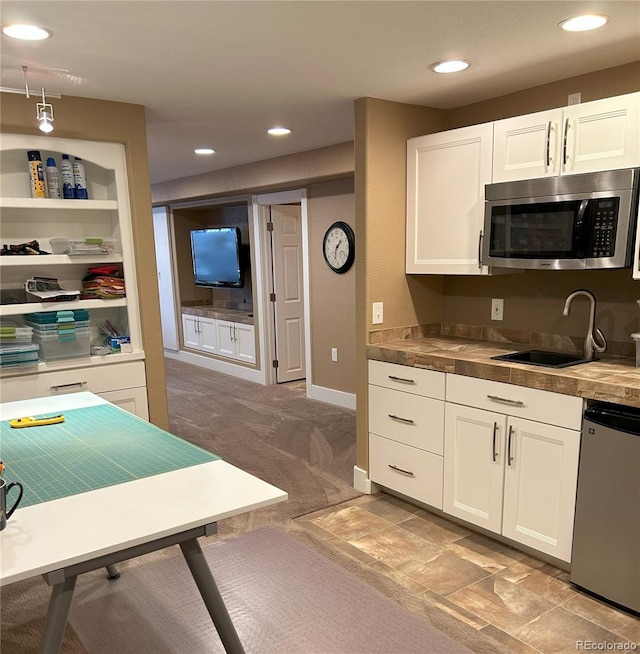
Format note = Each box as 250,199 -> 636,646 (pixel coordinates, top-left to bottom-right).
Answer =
491,349 -> 593,368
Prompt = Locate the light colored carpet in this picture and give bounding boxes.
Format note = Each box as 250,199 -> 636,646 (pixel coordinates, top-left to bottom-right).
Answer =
68,526 -> 474,654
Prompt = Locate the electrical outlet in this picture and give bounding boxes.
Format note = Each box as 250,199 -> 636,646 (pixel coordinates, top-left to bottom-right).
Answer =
331,347 -> 338,362
491,298 -> 504,321
568,92 -> 581,105
372,302 -> 383,325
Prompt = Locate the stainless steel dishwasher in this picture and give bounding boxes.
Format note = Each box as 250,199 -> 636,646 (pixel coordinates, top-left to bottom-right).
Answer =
570,401 -> 640,614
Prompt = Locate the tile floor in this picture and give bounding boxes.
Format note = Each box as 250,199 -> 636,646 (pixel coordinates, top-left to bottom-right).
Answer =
295,492 -> 640,654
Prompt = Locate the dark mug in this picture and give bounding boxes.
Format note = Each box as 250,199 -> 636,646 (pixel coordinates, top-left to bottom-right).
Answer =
0,478 -> 24,531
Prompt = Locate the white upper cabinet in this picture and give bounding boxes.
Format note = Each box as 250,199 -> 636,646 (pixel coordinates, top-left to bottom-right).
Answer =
406,123 -> 494,275
493,92 -> 640,182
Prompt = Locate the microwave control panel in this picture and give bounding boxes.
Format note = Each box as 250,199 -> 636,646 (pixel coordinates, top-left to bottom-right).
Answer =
588,198 -> 619,258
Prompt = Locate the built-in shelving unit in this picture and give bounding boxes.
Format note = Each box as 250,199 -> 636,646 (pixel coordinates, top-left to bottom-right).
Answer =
0,134 -> 148,419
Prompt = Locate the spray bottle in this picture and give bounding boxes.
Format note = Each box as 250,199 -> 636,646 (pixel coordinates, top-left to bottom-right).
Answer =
60,154 -> 74,199
72,157 -> 88,199
27,151 -> 47,199
45,157 -> 62,199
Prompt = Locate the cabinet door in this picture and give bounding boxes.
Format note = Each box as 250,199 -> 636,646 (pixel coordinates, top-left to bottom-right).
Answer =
406,123 -> 493,275
502,417 -> 580,562
234,323 -> 256,364
100,387 -> 149,420
493,109 -> 561,181
563,92 -> 640,175
199,317 -> 218,354
216,320 -> 236,359
182,314 -> 201,350
443,403 -> 505,533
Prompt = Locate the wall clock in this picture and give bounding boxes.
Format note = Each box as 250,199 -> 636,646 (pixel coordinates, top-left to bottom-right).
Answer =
322,221 -> 355,274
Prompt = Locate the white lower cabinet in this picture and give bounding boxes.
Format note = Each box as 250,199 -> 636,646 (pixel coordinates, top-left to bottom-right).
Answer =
182,314 -> 217,354
216,319 -> 256,364
182,313 -> 255,365
368,363 -> 583,563
0,360 -> 148,420
443,374 -> 582,562
368,361 -> 445,509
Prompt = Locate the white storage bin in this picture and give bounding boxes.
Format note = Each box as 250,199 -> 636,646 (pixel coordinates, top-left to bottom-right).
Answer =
49,237 -> 119,255
32,328 -> 90,361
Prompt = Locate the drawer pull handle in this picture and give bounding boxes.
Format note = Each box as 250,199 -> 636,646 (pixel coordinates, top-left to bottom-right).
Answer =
507,425 -> 514,466
388,414 -> 414,425
388,375 -> 416,384
50,381 -> 88,392
492,422 -> 498,462
388,464 -> 414,476
487,394 -> 524,407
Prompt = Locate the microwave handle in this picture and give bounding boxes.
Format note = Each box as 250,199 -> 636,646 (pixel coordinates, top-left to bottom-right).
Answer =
478,230 -> 483,269
575,199 -> 590,255
545,121 -> 552,171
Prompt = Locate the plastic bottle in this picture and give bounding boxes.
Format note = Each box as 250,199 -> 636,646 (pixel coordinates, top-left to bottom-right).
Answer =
27,151 -> 47,199
45,157 -> 62,199
60,154 -> 75,199
72,157 -> 89,199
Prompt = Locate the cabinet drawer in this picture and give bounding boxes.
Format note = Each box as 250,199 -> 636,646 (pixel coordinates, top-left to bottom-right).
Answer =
446,374 -> 583,430
369,360 -> 445,399
0,361 -> 147,402
369,433 -> 443,509
369,385 -> 444,454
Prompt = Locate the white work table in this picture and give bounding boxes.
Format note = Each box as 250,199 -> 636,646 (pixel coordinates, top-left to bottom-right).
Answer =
0,392 -> 287,653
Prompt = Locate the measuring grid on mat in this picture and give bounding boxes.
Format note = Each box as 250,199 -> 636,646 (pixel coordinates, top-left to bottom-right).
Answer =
0,404 -> 219,507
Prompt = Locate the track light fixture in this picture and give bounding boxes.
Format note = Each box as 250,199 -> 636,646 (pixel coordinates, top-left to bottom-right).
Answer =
0,65 -> 61,133
36,88 -> 54,133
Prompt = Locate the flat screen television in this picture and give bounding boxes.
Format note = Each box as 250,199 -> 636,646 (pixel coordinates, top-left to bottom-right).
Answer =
190,227 -> 244,288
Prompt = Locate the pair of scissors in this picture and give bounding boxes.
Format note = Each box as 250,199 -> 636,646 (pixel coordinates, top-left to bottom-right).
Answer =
9,414 -> 65,429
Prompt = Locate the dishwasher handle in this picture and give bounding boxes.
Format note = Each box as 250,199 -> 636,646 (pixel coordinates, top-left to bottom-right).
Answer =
584,401 -> 640,436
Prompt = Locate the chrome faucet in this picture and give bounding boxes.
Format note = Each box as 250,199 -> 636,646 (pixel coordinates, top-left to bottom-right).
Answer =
562,289 -> 607,361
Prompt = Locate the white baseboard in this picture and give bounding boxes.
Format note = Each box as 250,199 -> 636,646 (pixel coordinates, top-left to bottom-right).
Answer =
307,384 -> 356,410
353,465 -> 379,494
164,349 -> 266,384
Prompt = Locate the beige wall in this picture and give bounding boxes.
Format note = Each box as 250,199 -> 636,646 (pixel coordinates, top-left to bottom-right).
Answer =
354,97 -> 448,469
308,178 -> 356,392
152,142 -> 354,204
1,94 -> 168,429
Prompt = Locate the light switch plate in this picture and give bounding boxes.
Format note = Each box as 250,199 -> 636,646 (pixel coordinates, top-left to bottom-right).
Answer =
491,298 -> 504,321
372,302 -> 383,325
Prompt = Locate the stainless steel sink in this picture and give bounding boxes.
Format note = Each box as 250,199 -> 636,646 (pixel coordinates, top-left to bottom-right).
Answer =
491,349 -> 593,368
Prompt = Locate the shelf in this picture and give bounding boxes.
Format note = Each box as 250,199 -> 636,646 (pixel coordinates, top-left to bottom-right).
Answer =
0,254 -> 124,267
0,298 -> 127,317
0,350 -> 145,378
0,198 -> 118,210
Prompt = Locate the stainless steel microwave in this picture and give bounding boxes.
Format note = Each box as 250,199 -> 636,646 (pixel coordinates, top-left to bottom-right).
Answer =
482,168 -> 640,270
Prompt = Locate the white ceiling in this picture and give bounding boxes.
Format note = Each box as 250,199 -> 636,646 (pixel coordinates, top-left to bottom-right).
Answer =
1,1 -> 639,185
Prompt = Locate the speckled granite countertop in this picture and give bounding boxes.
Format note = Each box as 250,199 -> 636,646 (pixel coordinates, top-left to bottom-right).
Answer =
367,336 -> 640,408
181,306 -> 254,325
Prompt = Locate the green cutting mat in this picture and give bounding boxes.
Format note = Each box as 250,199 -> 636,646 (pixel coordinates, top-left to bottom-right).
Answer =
0,404 -> 219,507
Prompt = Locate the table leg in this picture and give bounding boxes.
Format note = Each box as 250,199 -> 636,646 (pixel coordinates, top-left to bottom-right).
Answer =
105,564 -> 120,579
38,575 -> 77,654
179,538 -> 245,654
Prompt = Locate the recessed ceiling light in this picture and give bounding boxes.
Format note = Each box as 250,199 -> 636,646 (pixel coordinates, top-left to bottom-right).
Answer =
430,60 -> 471,74
194,148 -> 215,155
559,15 -> 609,31
268,127 -> 291,136
1,23 -> 52,40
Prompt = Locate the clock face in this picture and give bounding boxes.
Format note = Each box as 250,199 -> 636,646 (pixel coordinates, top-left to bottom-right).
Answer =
323,221 -> 355,273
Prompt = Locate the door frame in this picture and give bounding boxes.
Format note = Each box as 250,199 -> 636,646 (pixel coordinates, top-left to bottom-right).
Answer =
252,189 -> 310,390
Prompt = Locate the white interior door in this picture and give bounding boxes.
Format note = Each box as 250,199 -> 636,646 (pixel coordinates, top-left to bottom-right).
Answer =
271,204 -> 305,383
152,206 -> 178,350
